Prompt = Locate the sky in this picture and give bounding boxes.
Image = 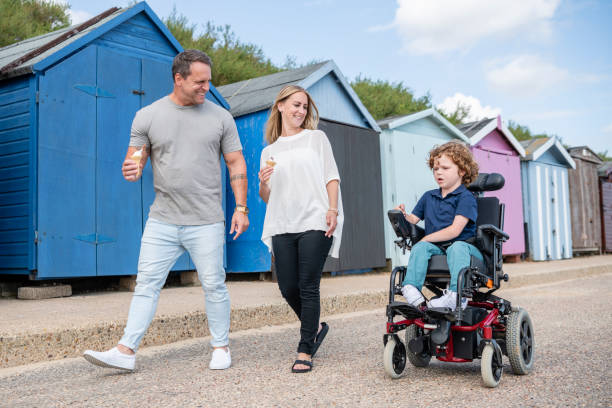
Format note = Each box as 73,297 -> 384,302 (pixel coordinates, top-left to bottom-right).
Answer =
65,0 -> 612,155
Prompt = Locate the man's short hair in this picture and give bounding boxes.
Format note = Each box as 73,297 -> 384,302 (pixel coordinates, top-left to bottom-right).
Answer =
172,49 -> 212,80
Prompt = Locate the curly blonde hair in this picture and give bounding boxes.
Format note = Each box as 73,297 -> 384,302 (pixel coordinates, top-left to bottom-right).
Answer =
264,85 -> 319,144
428,141 -> 479,185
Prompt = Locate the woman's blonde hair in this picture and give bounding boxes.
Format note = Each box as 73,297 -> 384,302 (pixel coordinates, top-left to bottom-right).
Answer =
428,141 -> 479,185
264,85 -> 319,144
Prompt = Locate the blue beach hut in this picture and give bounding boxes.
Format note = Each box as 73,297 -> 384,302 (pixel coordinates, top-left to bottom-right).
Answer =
377,108 -> 471,268
520,137 -> 576,260
0,2 -> 230,279
217,61 -> 385,274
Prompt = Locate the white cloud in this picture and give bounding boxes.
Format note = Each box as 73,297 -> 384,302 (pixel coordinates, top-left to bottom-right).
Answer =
604,123 -> 612,133
485,55 -> 569,96
68,9 -> 94,25
387,0 -> 560,54
437,93 -> 501,122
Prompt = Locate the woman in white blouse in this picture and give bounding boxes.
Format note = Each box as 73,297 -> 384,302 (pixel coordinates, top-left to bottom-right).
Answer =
258,85 -> 343,373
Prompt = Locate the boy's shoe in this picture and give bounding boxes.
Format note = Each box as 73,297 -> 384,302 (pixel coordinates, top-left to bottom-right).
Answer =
83,347 -> 135,371
428,290 -> 468,311
401,284 -> 425,307
209,347 -> 231,370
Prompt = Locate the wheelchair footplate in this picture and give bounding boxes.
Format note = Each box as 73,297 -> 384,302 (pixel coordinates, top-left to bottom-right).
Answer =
387,301 -> 425,320
426,307 -> 456,322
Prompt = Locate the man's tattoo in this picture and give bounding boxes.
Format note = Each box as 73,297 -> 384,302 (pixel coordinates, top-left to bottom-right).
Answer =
230,174 -> 247,182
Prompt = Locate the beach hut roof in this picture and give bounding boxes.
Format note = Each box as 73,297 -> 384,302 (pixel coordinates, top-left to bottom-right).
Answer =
459,116 -> 526,157
567,146 -> 603,165
377,108 -> 470,143
599,161 -> 612,178
520,137 -> 576,169
217,60 -> 380,131
0,2 -> 229,108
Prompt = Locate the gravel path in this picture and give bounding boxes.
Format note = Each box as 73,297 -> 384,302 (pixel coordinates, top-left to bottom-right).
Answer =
1,274 -> 610,407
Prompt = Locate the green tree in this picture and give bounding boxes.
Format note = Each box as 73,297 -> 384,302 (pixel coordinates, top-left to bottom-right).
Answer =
507,120 -> 554,142
351,75 -> 432,120
0,0 -> 70,47
164,10 -> 280,86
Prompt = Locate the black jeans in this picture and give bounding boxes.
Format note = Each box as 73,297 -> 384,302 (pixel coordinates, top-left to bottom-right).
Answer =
272,230 -> 332,355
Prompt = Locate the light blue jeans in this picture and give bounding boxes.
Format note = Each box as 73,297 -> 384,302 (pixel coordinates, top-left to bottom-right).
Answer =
402,241 -> 483,292
119,218 -> 229,351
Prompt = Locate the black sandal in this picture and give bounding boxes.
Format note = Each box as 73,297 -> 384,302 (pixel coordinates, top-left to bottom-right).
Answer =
311,322 -> 329,358
291,359 -> 313,373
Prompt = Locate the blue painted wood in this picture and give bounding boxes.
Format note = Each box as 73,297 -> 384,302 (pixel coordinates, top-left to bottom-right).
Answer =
307,73 -> 365,127
37,45 -> 97,278
28,75 -> 38,270
0,75 -> 30,273
96,46 -> 143,276
521,158 -> 572,261
225,111 -> 271,272
0,87 -> 29,106
0,3 -> 235,278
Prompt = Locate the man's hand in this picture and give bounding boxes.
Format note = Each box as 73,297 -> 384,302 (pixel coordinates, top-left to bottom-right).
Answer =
122,159 -> 141,182
230,211 -> 249,240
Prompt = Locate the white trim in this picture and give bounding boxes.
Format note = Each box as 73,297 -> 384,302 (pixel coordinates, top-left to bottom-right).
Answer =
536,165 -> 544,260
299,60 -> 381,132
553,168 -> 561,258
469,120 -> 526,157
561,170 -> 570,258
545,166 -> 551,259
381,108 -> 470,143
531,137 -> 576,169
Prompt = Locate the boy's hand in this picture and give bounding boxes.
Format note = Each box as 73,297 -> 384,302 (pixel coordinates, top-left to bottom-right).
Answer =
395,204 -> 407,218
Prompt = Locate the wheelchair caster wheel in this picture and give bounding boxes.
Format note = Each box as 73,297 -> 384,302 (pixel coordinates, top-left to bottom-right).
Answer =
481,343 -> 503,387
383,336 -> 406,379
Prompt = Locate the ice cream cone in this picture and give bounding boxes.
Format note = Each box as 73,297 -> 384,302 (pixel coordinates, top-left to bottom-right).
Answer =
131,148 -> 143,177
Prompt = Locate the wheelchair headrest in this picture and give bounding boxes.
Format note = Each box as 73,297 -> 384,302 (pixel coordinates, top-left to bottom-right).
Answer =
467,173 -> 505,193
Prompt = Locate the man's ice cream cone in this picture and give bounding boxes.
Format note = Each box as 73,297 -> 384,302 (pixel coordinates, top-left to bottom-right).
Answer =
131,148 -> 143,177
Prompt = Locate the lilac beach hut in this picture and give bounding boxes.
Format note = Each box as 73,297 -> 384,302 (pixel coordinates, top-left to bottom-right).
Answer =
459,116 -> 526,257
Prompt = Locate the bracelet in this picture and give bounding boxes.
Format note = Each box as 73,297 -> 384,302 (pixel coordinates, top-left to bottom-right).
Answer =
327,208 -> 338,215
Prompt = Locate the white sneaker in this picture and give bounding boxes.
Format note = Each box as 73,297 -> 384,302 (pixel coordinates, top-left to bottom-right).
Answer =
83,347 -> 135,371
428,290 -> 468,311
209,347 -> 231,370
401,284 -> 425,307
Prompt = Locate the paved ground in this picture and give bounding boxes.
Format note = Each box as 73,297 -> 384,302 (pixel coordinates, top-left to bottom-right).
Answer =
1,274 -> 609,407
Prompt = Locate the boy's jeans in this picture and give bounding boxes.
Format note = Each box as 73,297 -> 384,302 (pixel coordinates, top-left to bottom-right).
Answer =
402,241 -> 483,292
119,218 -> 229,351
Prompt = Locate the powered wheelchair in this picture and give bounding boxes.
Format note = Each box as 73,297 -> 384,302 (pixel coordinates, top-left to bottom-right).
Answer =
382,173 -> 534,387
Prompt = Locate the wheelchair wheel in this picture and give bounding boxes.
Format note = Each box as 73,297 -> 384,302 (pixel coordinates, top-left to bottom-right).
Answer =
481,343 -> 503,388
506,307 -> 535,375
383,336 -> 406,379
405,325 -> 431,367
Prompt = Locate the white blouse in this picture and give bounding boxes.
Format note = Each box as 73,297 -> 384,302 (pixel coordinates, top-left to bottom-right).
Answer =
260,129 -> 344,258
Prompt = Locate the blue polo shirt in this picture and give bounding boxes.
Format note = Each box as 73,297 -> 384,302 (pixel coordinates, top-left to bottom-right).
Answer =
412,184 -> 477,242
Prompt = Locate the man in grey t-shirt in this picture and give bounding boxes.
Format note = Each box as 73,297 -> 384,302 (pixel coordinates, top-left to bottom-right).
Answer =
84,50 -> 248,371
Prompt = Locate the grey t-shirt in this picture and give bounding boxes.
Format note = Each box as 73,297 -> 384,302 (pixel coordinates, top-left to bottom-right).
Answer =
129,96 -> 242,225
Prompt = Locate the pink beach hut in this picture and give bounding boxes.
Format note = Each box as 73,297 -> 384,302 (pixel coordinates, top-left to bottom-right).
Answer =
459,116 -> 526,257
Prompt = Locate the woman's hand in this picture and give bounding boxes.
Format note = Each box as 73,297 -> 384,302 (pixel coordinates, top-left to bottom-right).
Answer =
258,165 -> 274,185
325,210 -> 338,237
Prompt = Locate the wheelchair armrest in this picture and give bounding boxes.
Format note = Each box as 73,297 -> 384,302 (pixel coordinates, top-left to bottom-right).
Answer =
477,224 -> 509,241
387,210 -> 425,242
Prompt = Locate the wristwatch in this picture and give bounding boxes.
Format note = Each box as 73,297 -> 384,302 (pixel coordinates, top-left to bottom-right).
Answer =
235,205 -> 249,214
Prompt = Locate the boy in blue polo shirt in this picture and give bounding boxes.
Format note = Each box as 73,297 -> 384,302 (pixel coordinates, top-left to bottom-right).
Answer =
395,141 -> 482,310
